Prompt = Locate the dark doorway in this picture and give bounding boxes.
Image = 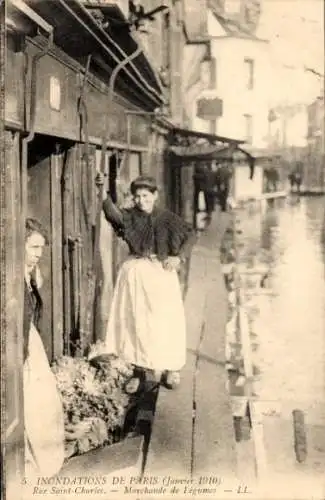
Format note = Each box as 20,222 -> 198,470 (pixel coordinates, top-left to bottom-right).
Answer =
27,133 -> 70,361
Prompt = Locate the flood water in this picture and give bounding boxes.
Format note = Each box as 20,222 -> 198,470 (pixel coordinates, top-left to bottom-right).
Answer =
237,195 -> 325,411
258,197 -> 324,406
234,196 -> 325,492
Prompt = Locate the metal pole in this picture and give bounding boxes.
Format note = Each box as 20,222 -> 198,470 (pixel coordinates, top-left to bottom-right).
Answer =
99,45 -> 143,178
93,45 -> 143,334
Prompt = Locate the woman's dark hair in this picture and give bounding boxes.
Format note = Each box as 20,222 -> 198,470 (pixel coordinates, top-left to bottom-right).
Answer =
25,218 -> 50,244
130,175 -> 158,195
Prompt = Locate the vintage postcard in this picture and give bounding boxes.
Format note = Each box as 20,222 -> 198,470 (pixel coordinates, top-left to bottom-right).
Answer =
1,0 -> 324,499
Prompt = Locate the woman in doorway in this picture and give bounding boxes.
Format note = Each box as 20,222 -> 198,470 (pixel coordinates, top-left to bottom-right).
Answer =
23,218 -> 65,478
96,174 -> 196,389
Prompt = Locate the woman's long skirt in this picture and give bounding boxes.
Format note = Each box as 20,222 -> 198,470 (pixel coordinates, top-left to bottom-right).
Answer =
24,323 -> 65,478
105,258 -> 187,371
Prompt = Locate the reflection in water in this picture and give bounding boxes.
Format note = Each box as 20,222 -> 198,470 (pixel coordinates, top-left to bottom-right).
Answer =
261,210 -> 278,251
239,197 -> 325,412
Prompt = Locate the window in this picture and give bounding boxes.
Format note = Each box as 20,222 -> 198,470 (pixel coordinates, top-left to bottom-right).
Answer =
129,152 -> 141,180
200,60 -> 211,89
244,58 -> 254,90
200,58 -> 217,89
243,114 -> 253,144
49,76 -> 61,111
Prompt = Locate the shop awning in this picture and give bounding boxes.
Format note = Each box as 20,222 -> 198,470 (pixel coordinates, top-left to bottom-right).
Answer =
238,147 -> 282,161
168,126 -> 245,160
213,146 -> 282,179
169,143 -> 227,159
211,146 -> 253,162
171,127 -> 245,145
208,145 -> 282,163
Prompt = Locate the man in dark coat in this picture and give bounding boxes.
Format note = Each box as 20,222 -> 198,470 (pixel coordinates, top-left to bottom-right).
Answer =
288,161 -> 303,192
193,164 -> 216,220
215,163 -> 232,212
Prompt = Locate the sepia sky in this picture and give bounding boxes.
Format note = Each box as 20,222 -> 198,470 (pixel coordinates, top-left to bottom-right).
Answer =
257,0 -> 324,105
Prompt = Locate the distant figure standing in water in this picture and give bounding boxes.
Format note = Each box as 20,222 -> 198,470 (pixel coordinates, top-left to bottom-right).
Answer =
96,174 -> 196,389
264,165 -> 279,192
289,161 -> 303,193
215,163 -> 232,212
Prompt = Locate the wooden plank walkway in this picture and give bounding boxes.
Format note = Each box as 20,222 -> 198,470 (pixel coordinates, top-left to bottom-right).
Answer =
146,210 -> 238,484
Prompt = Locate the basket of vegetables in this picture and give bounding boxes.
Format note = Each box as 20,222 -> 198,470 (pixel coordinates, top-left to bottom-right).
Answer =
52,341 -> 136,459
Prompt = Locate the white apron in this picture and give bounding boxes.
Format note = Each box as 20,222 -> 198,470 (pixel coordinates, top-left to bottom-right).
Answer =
24,323 -> 65,478
105,258 -> 187,371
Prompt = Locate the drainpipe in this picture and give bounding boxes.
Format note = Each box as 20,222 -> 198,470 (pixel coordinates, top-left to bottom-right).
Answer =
78,53 -> 92,230
93,45 -> 143,332
21,26 -> 54,224
98,45 -> 143,179
20,25 -> 53,350
20,29 -> 53,342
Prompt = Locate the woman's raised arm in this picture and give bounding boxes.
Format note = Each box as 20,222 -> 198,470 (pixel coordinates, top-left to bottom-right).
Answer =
95,172 -> 124,230
102,194 -> 124,229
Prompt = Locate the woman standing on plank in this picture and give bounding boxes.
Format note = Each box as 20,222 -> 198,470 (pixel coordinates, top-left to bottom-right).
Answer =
96,174 -> 196,389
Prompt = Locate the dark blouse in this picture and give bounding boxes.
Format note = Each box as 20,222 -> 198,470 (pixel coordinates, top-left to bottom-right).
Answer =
193,168 -> 216,192
23,277 -> 43,362
103,195 -> 196,261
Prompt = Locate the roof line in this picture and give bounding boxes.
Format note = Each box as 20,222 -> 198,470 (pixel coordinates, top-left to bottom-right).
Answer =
209,35 -> 269,43
209,8 -> 265,41
54,0 -> 164,106
182,18 -> 211,46
77,0 -> 164,100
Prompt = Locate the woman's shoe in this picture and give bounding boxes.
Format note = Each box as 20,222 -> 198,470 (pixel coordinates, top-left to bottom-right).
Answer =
163,371 -> 181,390
124,376 -> 141,394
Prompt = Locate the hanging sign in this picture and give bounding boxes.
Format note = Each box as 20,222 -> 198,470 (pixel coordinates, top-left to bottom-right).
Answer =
196,96 -> 223,120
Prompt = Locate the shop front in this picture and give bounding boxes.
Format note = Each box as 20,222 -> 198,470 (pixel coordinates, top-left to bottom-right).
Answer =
4,0 -> 165,490
167,127 -> 244,227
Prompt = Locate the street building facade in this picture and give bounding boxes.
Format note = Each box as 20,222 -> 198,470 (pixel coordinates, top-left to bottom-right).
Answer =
267,97 -> 325,192
2,0 -> 325,495
3,0 -> 181,489
182,0 -> 275,202
306,95 -> 325,191
5,0 -> 246,486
